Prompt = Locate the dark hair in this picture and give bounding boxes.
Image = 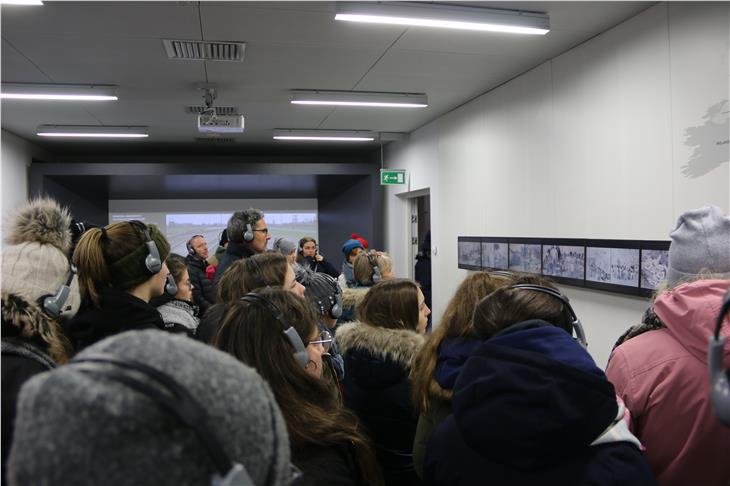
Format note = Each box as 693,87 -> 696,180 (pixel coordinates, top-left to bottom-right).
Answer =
296,237 -> 317,264
411,272 -> 511,413
213,289 -> 382,485
227,208 -> 264,244
165,253 -> 188,286
472,275 -> 572,340
243,253 -> 288,291
358,278 -> 420,330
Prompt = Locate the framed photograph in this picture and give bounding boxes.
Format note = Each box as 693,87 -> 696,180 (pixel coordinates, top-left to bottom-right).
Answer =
585,240 -> 640,295
508,238 -> 542,274
481,237 -> 509,270
542,239 -> 585,285
458,236 -> 482,270
640,241 -> 671,295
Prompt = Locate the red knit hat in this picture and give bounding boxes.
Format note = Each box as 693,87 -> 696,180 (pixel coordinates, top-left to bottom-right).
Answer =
351,233 -> 369,249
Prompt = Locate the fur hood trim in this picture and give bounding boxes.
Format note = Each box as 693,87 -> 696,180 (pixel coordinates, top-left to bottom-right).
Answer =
7,197 -> 72,254
342,286 -> 369,308
336,320 -> 425,369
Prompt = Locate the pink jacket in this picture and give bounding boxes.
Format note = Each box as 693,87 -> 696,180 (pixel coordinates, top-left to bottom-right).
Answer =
606,279 -> 730,486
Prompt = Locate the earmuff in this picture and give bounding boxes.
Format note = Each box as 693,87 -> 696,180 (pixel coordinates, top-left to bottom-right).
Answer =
709,288 -> 730,426
38,264 -> 76,318
240,293 -> 309,368
509,284 -> 587,347
186,235 -> 204,257
129,220 -> 162,275
367,252 -> 382,284
243,223 -> 254,242
69,353 -> 259,486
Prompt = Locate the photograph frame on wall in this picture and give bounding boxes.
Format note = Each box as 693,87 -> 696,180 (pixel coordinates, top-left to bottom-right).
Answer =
585,240 -> 641,296
639,240 -> 671,296
481,237 -> 509,271
508,237 -> 542,274
541,238 -> 586,286
458,236 -> 482,271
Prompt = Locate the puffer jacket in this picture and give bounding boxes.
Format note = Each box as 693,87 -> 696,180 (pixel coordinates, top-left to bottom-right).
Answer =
606,279 -> 730,486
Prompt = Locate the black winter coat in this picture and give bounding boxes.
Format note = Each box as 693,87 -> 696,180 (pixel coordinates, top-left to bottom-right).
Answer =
293,443 -> 364,486
424,320 -> 656,486
336,321 -> 425,486
300,255 -> 340,279
214,241 -> 255,286
185,254 -> 215,316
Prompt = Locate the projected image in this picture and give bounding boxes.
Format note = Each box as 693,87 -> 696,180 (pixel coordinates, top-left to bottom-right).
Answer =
586,247 -> 639,286
458,241 -> 481,268
509,243 -> 541,273
481,241 -> 508,270
641,249 -> 669,289
542,245 -> 584,280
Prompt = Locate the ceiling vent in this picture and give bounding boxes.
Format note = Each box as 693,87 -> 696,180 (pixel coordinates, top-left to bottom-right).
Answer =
195,136 -> 235,143
163,40 -> 246,62
185,105 -> 239,115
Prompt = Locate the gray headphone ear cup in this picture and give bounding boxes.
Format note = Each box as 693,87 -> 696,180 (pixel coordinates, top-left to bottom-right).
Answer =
165,274 -> 178,296
330,294 -> 343,319
243,223 -> 254,242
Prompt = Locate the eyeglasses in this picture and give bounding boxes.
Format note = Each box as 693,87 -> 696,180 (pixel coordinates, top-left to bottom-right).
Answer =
307,330 -> 333,352
252,228 -> 269,234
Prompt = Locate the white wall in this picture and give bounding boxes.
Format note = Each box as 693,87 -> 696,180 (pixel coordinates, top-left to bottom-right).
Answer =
1,130 -> 34,247
383,2 -> 730,369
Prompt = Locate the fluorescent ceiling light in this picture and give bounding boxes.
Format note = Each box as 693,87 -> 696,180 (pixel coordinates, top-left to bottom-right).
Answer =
335,2 -> 549,35
291,90 -> 427,108
1,83 -> 118,101
273,129 -> 376,142
37,125 -> 148,139
0,0 -> 43,5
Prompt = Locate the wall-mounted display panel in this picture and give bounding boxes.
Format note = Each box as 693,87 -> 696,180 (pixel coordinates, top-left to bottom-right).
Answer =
481,237 -> 509,270
508,238 -> 542,274
640,241 -> 671,295
542,239 -> 586,286
585,240 -> 641,295
458,236 -> 482,270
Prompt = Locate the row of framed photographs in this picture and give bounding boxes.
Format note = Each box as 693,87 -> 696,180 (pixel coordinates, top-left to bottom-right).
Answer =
458,237 -> 670,297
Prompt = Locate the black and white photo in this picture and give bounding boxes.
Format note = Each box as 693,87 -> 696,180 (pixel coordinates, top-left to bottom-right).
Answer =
586,247 -> 639,286
482,241 -> 508,270
640,249 -> 669,289
508,243 -> 541,273
542,244 -> 584,279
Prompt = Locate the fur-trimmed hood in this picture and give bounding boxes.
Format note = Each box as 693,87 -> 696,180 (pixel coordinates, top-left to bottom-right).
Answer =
342,286 -> 369,308
336,320 -> 425,370
6,197 -> 72,254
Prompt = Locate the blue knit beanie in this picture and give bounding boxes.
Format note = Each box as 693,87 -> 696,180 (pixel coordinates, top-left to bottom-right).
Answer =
342,239 -> 365,257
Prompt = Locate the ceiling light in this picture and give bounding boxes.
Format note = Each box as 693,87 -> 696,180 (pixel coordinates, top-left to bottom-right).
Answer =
0,0 -> 43,5
1,83 -> 118,101
292,90 -> 427,108
37,125 -> 148,139
335,2 -> 550,35
273,129 -> 376,142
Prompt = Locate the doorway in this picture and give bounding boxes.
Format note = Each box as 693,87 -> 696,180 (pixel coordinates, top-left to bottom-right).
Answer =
410,193 -> 432,330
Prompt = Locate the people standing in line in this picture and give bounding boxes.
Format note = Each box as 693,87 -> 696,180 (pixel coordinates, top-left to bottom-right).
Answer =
339,251 -> 394,323
606,205 -> 730,486
63,220 -> 171,353
214,208 -> 270,285
153,254 -> 200,337
185,234 -> 215,317
338,237 -> 365,289
1,198 -> 80,484
298,237 -> 339,278
424,276 -> 654,485
410,271 -> 510,478
214,288 -> 383,486
336,278 -> 430,485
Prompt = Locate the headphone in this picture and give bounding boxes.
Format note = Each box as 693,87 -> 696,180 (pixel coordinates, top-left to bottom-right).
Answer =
709,288 -> 730,426
246,257 -> 267,289
187,235 -> 204,256
239,293 -> 309,368
509,284 -> 587,347
165,274 -> 178,296
38,264 -> 77,318
243,223 -> 254,243
313,274 -> 343,319
367,252 -> 382,284
129,220 -> 163,275
68,353 -> 257,486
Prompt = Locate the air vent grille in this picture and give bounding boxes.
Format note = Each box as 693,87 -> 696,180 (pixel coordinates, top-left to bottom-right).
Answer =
195,136 -> 235,143
185,105 -> 239,115
163,40 -> 245,61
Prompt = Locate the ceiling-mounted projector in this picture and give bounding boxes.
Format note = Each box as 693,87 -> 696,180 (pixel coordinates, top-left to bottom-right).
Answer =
197,113 -> 244,134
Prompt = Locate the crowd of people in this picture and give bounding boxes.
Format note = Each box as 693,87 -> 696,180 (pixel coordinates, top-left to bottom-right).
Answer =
1,198 -> 729,486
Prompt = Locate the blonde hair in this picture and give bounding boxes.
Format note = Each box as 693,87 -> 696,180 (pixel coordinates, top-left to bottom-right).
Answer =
353,251 -> 392,285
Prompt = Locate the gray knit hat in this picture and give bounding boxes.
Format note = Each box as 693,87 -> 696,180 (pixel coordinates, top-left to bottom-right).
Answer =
666,204 -> 730,286
272,237 -> 297,256
7,330 -> 292,486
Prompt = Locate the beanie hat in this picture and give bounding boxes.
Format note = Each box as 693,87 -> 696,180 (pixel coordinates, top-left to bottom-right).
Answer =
666,204 -> 730,286
109,223 -> 171,290
7,330 -> 293,486
342,238 -> 365,258
302,272 -> 341,316
351,233 -> 369,249
1,197 -> 80,318
272,237 -> 297,256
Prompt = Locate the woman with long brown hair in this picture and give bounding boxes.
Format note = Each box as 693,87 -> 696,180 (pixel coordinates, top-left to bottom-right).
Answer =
410,271 -> 510,478
214,288 -> 382,486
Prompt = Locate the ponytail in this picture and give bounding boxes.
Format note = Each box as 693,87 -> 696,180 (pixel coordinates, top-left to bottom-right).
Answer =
72,227 -> 111,308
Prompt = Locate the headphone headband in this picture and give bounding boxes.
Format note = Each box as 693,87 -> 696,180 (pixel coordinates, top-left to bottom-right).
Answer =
129,220 -> 162,274
40,263 -> 77,318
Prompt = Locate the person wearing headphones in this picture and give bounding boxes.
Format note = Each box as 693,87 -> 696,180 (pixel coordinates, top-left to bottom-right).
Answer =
606,205 -> 730,486
214,208 -> 270,286
298,237 -> 339,278
339,250 -> 394,323
424,275 -> 654,485
214,288 -> 383,485
1,198 -> 81,483
153,254 -> 200,336
63,220 -> 173,354
185,234 -> 215,317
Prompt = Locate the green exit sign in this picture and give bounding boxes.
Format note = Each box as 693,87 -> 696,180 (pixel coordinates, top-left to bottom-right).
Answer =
380,169 -> 406,185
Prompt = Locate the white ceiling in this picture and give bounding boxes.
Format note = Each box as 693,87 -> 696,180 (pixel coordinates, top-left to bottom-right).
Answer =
1,1 -> 653,150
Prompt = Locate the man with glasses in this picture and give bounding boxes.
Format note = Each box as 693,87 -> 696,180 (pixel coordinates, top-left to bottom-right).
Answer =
215,208 -> 271,285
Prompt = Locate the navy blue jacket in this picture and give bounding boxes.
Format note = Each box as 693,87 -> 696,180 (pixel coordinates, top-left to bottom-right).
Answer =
424,320 -> 656,486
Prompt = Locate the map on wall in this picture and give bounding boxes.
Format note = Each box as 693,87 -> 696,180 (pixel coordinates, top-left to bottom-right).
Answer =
681,100 -> 730,178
